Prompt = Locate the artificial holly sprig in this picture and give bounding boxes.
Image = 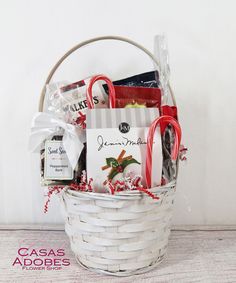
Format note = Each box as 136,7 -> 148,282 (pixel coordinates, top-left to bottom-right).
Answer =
102,149 -> 140,180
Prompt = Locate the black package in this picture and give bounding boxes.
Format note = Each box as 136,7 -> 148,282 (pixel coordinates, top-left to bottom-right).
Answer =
162,126 -> 177,183
102,71 -> 159,94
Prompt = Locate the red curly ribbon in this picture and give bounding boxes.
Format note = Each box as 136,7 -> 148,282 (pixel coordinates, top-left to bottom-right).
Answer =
44,173 -> 161,214
75,111 -> 86,129
179,145 -> 188,161
69,178 -> 93,192
135,187 -> 160,200
112,180 -> 126,192
104,180 -> 115,194
44,186 -> 64,213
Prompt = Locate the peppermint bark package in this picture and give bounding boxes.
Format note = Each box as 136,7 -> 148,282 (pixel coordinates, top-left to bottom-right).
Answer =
29,112 -> 86,187
86,107 -> 162,190
34,76 -> 106,186
41,135 -> 74,186
40,135 -> 87,186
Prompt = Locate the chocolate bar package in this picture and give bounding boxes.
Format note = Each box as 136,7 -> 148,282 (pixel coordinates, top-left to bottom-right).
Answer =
113,85 -> 162,109
162,126 -> 176,183
102,71 -> 160,94
161,106 -> 178,183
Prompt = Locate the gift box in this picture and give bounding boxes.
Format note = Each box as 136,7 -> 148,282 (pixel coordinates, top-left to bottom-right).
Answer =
29,35 -> 183,276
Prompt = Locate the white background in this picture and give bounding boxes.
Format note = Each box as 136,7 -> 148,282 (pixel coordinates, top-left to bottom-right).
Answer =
0,0 -> 235,225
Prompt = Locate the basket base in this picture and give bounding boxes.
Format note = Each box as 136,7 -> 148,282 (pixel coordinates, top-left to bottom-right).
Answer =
75,254 -> 165,277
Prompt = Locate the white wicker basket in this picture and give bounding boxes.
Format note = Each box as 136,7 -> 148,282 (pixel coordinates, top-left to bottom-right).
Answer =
39,36 -> 179,276
60,181 -> 176,276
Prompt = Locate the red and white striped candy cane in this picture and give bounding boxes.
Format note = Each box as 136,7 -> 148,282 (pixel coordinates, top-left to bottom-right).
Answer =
87,75 -> 116,109
145,115 -> 182,188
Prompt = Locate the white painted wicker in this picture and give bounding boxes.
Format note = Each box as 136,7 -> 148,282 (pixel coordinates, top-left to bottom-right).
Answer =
60,181 -> 176,276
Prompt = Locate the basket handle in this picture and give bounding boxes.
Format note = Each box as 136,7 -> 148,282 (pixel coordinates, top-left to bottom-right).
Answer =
145,115 -> 182,188
87,75 -> 116,109
38,35 -> 176,111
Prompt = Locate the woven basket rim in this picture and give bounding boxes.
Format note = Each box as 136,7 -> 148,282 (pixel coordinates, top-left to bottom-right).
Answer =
63,180 -> 176,201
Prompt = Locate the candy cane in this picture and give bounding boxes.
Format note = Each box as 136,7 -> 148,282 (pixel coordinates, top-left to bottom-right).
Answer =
145,115 -> 182,188
87,75 -> 116,109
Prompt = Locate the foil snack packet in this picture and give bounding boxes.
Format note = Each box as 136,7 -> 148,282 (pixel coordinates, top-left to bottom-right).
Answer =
113,85 -> 162,109
45,77 -> 107,126
103,71 -> 160,93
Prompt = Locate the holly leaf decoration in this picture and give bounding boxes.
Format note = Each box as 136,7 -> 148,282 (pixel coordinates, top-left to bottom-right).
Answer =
106,157 -> 119,168
108,169 -> 120,180
121,158 -> 140,170
108,158 -> 141,180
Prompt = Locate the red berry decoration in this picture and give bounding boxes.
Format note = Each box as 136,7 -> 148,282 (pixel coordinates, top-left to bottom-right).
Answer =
117,165 -> 123,173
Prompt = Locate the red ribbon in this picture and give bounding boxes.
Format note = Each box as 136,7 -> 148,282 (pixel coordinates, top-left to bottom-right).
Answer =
160,105 -> 178,134
136,187 -> 160,200
161,105 -> 178,119
75,111 -> 86,129
145,115 -> 182,188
